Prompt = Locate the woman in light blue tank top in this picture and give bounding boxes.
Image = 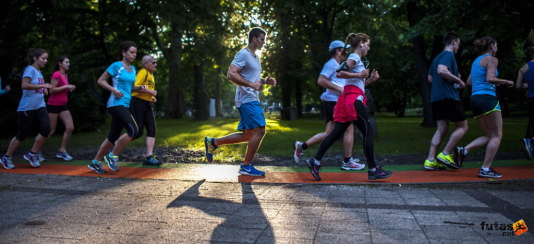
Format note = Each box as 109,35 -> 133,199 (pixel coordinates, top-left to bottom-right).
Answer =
516,30 -> 534,160
456,36 -> 514,178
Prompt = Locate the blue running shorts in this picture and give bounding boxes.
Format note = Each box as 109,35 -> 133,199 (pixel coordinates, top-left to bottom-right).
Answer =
237,101 -> 266,131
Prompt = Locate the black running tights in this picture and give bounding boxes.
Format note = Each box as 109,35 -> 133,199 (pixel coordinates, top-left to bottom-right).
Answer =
314,100 -> 377,169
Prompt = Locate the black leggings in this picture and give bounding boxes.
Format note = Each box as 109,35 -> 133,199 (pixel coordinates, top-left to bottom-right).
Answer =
314,100 -> 377,169
107,106 -> 138,143
130,97 -> 156,138
526,98 -> 534,139
15,107 -> 50,141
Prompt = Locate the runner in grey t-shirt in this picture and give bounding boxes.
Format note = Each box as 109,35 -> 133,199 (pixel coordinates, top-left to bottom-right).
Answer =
203,27 -> 277,177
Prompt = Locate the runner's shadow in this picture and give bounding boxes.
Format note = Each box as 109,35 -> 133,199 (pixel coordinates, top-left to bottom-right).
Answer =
167,180 -> 273,243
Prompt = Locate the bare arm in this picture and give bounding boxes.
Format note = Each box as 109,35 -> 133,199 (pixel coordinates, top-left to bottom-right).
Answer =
336,59 -> 369,79
50,78 -> 75,94
437,64 -> 465,88
516,64 -> 529,89
485,57 -> 513,87
365,69 -> 380,86
317,75 -> 343,93
21,77 -> 50,90
227,64 -> 262,91
467,75 -> 472,86
97,71 -> 123,98
140,89 -> 157,96
428,75 -> 432,83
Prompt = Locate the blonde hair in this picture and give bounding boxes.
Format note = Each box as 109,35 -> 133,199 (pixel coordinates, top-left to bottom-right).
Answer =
341,33 -> 370,59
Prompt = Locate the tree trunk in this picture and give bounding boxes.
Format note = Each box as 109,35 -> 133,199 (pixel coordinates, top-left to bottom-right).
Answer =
406,1 -> 434,127
278,15 -> 293,120
215,66 -> 223,117
412,35 -> 434,126
165,23 -> 185,119
193,63 -> 210,120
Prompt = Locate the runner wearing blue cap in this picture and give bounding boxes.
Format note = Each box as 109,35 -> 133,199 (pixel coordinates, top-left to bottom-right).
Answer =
294,40 -> 364,171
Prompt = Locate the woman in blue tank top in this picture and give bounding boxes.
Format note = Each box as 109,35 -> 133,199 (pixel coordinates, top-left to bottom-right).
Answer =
516,30 -> 534,160
455,36 -> 514,178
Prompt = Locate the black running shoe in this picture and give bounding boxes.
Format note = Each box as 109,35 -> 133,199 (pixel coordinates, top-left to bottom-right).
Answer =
306,158 -> 322,181
521,138 -> 533,161
454,147 -> 467,168
368,166 -> 392,180
478,168 -> 502,178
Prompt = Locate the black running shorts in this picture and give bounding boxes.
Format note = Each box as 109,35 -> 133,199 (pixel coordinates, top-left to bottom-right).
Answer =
431,98 -> 466,122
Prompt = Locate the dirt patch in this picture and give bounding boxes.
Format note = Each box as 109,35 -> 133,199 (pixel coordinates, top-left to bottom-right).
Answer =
51,146 -> 527,167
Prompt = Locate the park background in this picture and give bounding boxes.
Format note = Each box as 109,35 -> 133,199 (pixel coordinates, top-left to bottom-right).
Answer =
0,0 -> 533,164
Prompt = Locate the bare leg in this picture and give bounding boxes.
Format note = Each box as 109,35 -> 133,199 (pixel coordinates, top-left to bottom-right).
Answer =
48,113 -> 59,137
475,112 -> 503,168
305,121 -> 335,147
111,133 -> 133,156
58,110 -> 74,152
427,120 -> 448,160
94,139 -> 114,161
442,120 -> 468,155
30,134 -> 48,153
343,124 -> 354,158
5,137 -> 22,156
214,130 -> 255,146
243,127 -> 266,165
146,137 -> 155,156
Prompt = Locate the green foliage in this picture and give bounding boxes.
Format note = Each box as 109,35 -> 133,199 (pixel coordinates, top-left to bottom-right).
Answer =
1,0 -> 533,132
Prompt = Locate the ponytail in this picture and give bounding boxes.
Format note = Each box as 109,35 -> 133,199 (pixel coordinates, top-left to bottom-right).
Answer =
473,36 -> 496,54
27,48 -> 48,65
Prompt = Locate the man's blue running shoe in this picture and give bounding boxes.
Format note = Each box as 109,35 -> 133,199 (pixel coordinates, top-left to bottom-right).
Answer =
238,164 -> 265,176
204,136 -> 218,163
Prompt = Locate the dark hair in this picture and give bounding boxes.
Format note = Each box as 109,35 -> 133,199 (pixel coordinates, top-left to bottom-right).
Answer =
528,29 -> 534,56
342,33 -> 370,59
54,55 -> 69,71
474,36 -> 497,53
248,27 -> 267,44
27,48 -> 48,65
443,32 -> 459,46
330,48 -> 342,57
117,41 -> 137,61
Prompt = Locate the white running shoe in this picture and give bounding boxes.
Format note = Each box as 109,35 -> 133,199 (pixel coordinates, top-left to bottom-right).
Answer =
293,141 -> 305,164
341,158 -> 365,170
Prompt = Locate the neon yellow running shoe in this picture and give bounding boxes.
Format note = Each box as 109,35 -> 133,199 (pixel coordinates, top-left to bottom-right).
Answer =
424,159 -> 447,171
436,152 -> 460,169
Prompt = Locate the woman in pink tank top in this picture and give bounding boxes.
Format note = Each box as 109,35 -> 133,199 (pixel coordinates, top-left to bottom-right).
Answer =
44,55 -> 76,161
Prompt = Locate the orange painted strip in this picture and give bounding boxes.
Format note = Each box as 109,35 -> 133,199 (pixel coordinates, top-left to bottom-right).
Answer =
2,163 -> 534,184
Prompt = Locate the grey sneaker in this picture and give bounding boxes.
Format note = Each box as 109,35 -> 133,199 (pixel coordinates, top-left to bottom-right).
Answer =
88,161 -> 107,174
56,151 -> 73,161
104,153 -> 120,171
1,155 -> 15,169
23,152 -> 40,167
37,152 -> 46,162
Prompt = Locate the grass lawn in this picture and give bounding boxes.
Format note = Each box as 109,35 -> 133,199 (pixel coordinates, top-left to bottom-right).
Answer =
1,113 -> 528,163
